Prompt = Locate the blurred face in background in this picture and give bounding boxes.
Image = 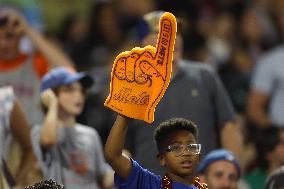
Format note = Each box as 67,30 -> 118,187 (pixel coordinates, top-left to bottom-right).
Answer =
240,9 -> 263,44
57,81 -> 85,116
201,160 -> 238,189
0,9 -> 23,61
0,22 -> 21,61
213,13 -> 235,41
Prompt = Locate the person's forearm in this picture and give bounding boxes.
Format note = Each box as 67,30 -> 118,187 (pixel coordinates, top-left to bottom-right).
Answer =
40,103 -> 58,147
25,27 -> 73,68
221,121 -> 243,159
105,115 -> 128,163
249,109 -> 271,128
104,115 -> 132,180
10,99 -> 32,151
16,149 -> 35,181
247,91 -> 271,128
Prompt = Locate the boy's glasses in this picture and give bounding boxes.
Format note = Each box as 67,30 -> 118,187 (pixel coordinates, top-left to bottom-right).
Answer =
164,144 -> 201,156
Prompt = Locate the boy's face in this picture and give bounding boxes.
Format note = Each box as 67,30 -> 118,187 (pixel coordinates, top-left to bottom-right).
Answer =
158,130 -> 199,177
57,81 -> 85,116
200,160 -> 238,189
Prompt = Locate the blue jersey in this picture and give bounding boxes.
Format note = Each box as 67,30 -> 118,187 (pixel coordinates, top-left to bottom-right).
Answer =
115,159 -> 197,189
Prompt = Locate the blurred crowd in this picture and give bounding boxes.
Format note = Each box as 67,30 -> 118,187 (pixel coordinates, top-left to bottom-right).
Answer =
1,0 -> 284,188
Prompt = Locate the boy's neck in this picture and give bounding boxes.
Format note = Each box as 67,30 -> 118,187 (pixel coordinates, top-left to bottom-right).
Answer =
167,172 -> 193,186
58,110 -> 76,127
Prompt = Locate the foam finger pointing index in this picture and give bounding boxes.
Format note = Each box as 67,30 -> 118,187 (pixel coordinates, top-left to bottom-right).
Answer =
154,12 -> 177,66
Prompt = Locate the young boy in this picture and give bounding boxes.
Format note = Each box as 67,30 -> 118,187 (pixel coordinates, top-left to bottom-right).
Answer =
31,67 -> 114,189
105,115 -> 201,189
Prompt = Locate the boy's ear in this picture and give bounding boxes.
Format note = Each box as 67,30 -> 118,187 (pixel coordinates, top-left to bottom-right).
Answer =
157,153 -> 166,167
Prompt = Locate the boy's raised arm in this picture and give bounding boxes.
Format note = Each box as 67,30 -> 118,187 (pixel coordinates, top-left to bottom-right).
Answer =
104,12 -> 177,180
104,115 -> 132,180
40,89 -> 59,147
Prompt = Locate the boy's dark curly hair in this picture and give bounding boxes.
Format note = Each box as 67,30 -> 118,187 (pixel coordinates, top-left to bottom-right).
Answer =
24,180 -> 64,189
154,117 -> 198,153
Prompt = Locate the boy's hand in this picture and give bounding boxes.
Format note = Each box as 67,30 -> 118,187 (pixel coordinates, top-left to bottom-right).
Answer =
41,89 -> 57,109
105,12 -> 177,123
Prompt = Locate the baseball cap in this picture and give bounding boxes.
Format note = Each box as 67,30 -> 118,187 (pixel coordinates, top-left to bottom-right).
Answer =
40,67 -> 93,92
197,149 -> 241,178
265,166 -> 284,189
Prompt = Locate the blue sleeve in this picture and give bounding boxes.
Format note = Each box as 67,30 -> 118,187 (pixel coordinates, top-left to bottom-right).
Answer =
114,159 -> 161,189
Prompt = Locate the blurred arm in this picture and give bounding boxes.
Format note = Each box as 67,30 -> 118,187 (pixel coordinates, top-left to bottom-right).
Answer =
10,99 -> 32,152
24,26 -> 73,68
10,99 -> 39,184
247,89 -> 271,128
221,121 -> 243,159
39,90 -> 59,147
6,10 -> 73,68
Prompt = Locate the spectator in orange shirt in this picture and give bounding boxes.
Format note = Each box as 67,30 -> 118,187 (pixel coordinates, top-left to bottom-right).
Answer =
0,7 -> 73,124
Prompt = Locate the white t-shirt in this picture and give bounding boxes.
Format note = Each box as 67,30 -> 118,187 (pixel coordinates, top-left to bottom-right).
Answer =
31,124 -> 112,189
0,54 -> 43,125
252,46 -> 284,126
0,86 -> 14,164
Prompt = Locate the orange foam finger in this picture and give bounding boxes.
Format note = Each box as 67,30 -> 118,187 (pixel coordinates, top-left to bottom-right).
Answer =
154,12 -> 177,74
105,12 -> 177,123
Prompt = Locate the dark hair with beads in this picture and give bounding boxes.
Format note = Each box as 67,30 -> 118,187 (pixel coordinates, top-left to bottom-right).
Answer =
154,117 -> 198,153
24,180 -> 64,189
